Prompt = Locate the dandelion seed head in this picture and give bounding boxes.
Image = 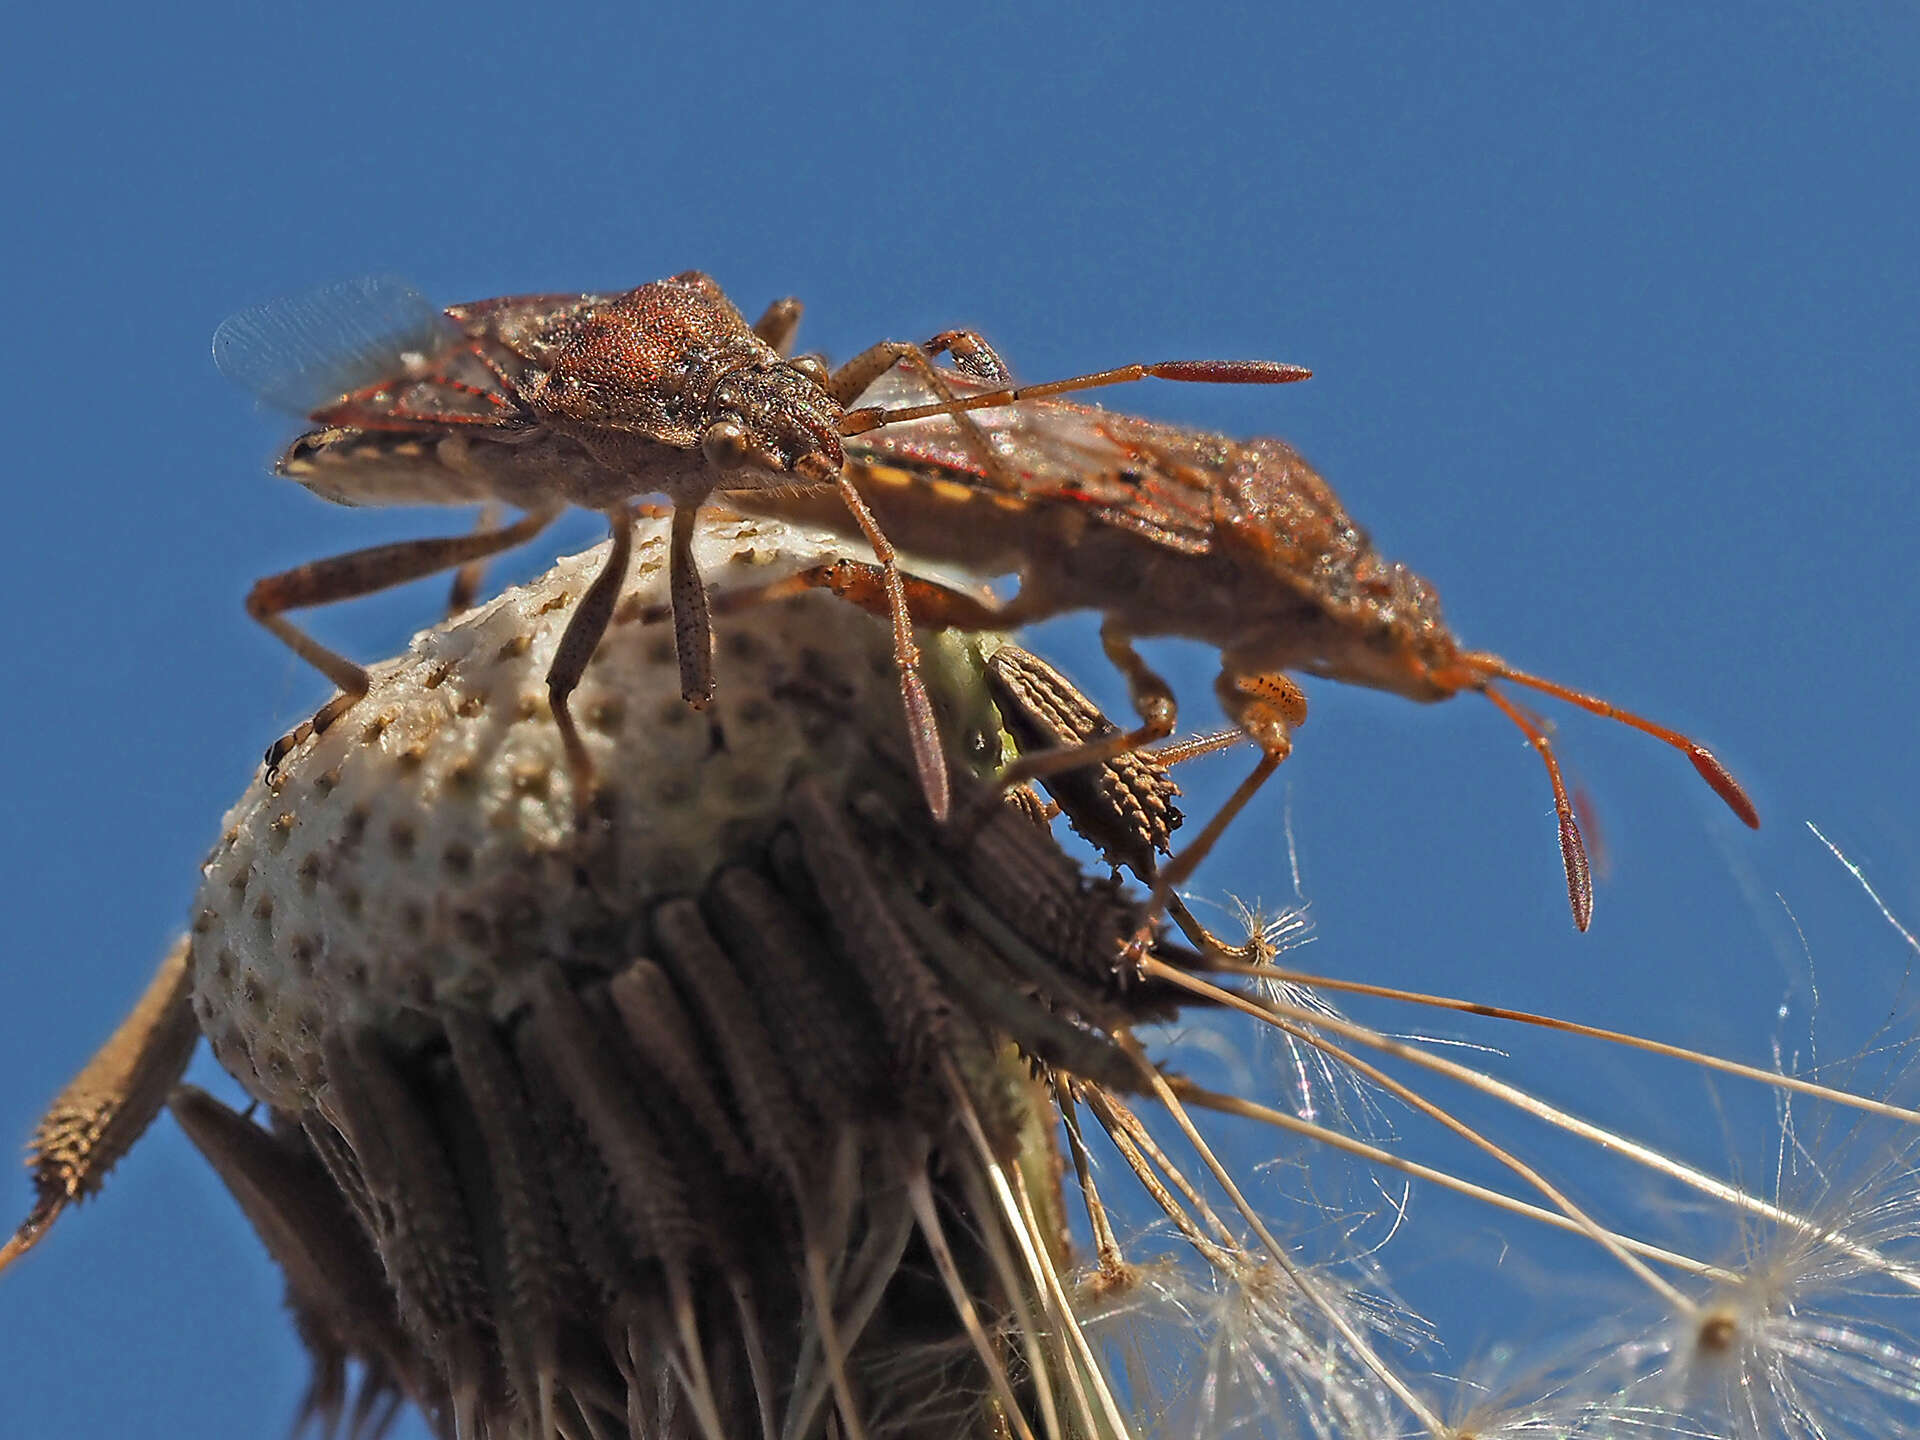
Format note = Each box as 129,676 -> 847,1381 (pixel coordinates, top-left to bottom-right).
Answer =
189,514 -> 1000,1108
135,513 -> 1223,1439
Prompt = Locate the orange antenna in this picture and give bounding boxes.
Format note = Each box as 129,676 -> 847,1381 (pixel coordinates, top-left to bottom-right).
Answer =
1481,682 -> 1595,931
1466,652 -> 1761,830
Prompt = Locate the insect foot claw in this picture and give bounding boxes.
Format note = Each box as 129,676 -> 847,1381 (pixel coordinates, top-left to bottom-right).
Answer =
262,723 -> 311,783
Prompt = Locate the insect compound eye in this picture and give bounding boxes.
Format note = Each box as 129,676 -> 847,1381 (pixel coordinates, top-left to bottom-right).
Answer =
789,354 -> 831,390
702,418 -> 754,471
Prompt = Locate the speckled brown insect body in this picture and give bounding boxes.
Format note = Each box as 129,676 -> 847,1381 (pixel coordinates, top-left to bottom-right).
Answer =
839,375 -> 1463,699
217,272 -> 883,808
275,279 -> 846,512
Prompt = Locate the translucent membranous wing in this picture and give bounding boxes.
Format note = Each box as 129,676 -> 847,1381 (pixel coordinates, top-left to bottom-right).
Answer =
845,365 -> 1225,554
213,276 -> 466,419
444,291 -> 613,374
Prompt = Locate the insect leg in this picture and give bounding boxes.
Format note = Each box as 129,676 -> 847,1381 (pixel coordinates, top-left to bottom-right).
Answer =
249,507 -> 560,771
669,501 -> 716,707
828,338 -> 1026,493
829,471 -> 952,822
1,937 -> 197,1275
547,505 -> 636,819
443,502 -> 504,618
997,622 -> 1180,789
1133,672 -> 1307,941
750,297 -> 804,355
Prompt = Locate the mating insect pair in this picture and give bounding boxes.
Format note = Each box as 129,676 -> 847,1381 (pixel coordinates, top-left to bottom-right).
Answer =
214,271 -> 1306,824
217,270 -> 1757,936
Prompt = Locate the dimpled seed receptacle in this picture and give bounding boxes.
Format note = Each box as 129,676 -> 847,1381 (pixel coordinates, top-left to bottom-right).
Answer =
190,513 -> 1003,1112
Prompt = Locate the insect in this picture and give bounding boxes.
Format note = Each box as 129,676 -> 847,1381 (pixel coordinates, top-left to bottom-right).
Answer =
725,358 -> 1761,932
213,272 -> 1309,819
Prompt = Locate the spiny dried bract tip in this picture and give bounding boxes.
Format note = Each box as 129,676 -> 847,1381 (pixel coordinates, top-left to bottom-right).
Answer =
1,937 -> 196,1275
0,1199 -> 62,1277
1689,745 -> 1760,829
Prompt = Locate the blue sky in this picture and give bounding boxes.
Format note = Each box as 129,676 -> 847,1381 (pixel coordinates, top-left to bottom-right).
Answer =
1,5 -> 1915,1434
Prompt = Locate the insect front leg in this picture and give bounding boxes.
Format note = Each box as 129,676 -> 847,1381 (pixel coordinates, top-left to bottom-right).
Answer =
826,471 -> 955,821
751,297 -> 804,356
249,507 -> 560,774
668,501 -> 715,708
546,506 -> 637,820
828,335 -> 1026,494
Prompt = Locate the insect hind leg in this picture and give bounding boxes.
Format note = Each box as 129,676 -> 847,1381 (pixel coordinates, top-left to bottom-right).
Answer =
248,507 -> 560,776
